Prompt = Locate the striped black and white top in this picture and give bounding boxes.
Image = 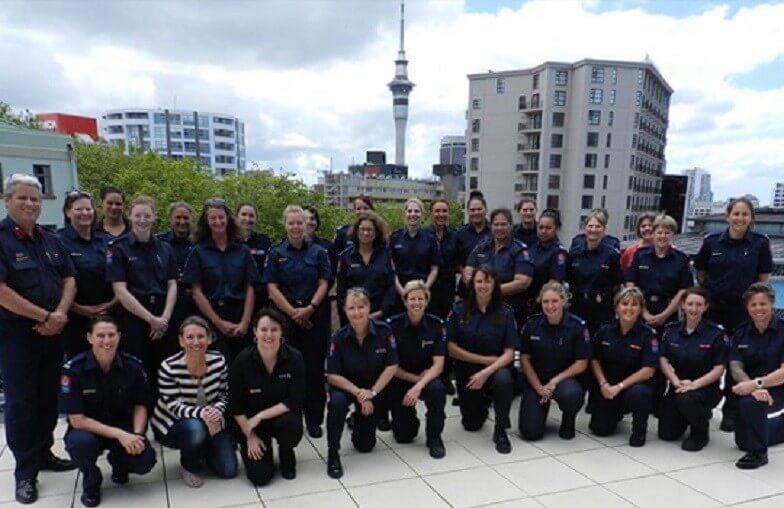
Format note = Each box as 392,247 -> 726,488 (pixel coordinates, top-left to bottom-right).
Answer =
152,351 -> 229,438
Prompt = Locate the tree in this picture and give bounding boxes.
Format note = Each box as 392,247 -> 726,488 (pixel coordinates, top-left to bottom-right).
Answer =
0,100 -> 40,129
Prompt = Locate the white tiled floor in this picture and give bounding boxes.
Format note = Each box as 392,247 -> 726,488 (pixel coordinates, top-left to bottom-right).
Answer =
3,397 -> 784,507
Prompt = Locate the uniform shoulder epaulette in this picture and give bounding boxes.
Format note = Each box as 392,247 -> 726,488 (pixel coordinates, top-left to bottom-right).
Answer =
748,230 -> 770,240
703,320 -> 725,332
386,313 -> 404,325
372,319 -> 393,332
565,312 -> 586,326
511,238 -> 526,249
425,313 -> 445,325
664,320 -> 681,329
703,231 -> 720,239
63,350 -> 90,369
338,245 -> 354,258
119,351 -> 144,366
641,322 -> 657,335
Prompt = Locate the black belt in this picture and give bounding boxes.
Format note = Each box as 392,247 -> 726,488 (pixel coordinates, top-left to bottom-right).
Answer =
136,294 -> 164,305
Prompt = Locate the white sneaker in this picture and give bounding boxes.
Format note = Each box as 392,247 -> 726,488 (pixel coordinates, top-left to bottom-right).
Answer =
182,470 -> 204,488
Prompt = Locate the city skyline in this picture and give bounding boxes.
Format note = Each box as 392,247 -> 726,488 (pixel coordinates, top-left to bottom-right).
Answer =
1,0 -> 782,203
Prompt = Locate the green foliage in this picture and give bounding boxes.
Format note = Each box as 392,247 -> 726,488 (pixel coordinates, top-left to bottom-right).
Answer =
371,198 -> 466,234
0,100 -> 40,129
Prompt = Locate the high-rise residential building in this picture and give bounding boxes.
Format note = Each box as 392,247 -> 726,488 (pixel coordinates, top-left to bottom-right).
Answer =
98,108 -> 246,175
772,182 -> 784,208
387,0 -> 414,168
681,167 -> 713,218
465,59 -> 672,240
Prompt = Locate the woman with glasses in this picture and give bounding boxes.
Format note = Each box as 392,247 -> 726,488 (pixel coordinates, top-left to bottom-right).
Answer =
182,198 -> 260,364
264,205 -> 333,439
106,195 -> 178,397
59,190 -> 116,358
236,202 -> 272,309
96,186 -> 130,240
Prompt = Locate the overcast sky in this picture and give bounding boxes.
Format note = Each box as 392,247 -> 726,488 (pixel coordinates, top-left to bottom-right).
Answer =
2,0 -> 783,203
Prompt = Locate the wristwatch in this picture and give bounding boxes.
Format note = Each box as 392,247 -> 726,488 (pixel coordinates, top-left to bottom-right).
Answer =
755,377 -> 764,388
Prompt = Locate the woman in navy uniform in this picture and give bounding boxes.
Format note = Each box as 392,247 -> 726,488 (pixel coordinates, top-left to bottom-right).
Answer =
59,190 -> 115,359
447,265 -> 517,454
236,202 -> 272,309
658,287 -> 727,451
304,206 -> 335,267
183,198 -> 260,363
264,205 -> 333,439
524,208 -> 568,317
512,196 -> 537,247
569,208 -> 621,252
60,316 -> 156,507
95,186 -> 130,240
519,282 -> 590,441
386,280 -> 447,458
694,197 -> 772,432
336,211 -> 395,324
456,191 -> 491,298
106,195 -> 178,397
331,196 -> 374,262
325,288 -> 398,478
0,174 -> 77,504
229,308 -> 306,485
728,283 -> 784,469
589,287 -> 658,447
465,208 -> 533,326
426,199 -> 459,320
567,210 -> 623,335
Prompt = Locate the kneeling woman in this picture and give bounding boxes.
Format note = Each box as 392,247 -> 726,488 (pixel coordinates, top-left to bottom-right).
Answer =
325,288 -> 399,479
590,287 -> 659,447
658,287 -> 727,451
387,280 -> 447,458
60,316 -> 156,507
228,308 -> 306,485
152,316 -> 237,488
729,283 -> 784,470
447,265 -> 517,454
519,282 -> 590,441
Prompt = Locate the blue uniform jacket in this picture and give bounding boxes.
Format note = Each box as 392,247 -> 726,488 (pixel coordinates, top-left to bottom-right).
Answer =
592,318 -> 659,384
661,319 -> 728,389
336,245 -> 396,317
387,312 -> 446,375
326,320 -> 399,389
105,232 -> 178,297
520,312 -> 592,382
262,239 -> 333,305
182,239 -> 261,302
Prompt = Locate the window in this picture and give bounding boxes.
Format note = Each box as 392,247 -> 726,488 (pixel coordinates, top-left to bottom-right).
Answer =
589,88 -> 603,104
552,112 -> 565,127
546,195 -> 559,209
496,78 -> 505,93
604,154 -> 610,169
603,175 -> 608,189
533,73 -> 540,89
632,134 -> 637,148
548,175 -> 560,189
628,176 -> 634,190
549,154 -> 562,169
520,174 -> 538,192
33,164 -> 52,194
471,138 -> 479,152
601,195 -> 606,208
587,132 -> 599,147
585,153 -> 597,168
518,95 -> 527,110
630,155 -> 635,169
551,134 -> 563,148
472,99 -> 481,110
514,184 -> 523,192
638,69 -> 644,84
470,176 -> 478,190
588,110 -> 601,125
470,157 -> 478,171
608,111 -> 614,126
471,119 -> 480,133
634,112 -> 639,128
591,66 -> 604,84
531,93 -> 540,108
635,90 -> 642,107
611,67 -> 618,85
125,112 -> 149,119
583,175 -> 595,189
555,70 -> 568,86
553,90 -> 566,106
582,195 -> 594,209
609,89 -> 616,105
606,133 -> 612,148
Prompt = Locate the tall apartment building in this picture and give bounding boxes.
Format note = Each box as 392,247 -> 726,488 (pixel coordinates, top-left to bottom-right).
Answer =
681,167 -> 713,218
99,108 -> 246,175
772,182 -> 784,208
466,59 -> 672,240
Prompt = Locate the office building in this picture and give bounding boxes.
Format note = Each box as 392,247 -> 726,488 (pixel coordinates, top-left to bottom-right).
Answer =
466,59 -> 672,240
99,108 -> 246,175
772,182 -> 784,208
661,174 -> 688,232
317,171 -> 444,211
681,167 -> 713,218
433,136 -> 466,201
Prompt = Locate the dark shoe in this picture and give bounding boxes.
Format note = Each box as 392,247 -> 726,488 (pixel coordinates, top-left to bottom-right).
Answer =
346,413 -> 355,430
279,447 -> 296,480
327,450 -> 343,479
15,479 -> 37,505
427,437 -> 446,459
111,470 -> 129,485
451,396 -> 460,407
720,417 -> 735,432
493,429 -> 512,454
558,425 -> 576,440
444,381 -> 456,396
307,425 -> 323,438
629,433 -> 647,447
377,417 -> 391,432
736,451 -> 768,470
40,452 -> 77,472
80,490 -> 101,507
681,437 -> 708,452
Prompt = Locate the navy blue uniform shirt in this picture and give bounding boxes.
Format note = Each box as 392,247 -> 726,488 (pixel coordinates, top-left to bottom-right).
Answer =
242,231 -> 272,281
694,229 -> 772,302
0,217 -> 76,326
336,245 -> 396,316
389,227 -> 441,284
729,317 -> 784,381
387,312 -> 446,375
311,235 -> 336,273
592,319 -> 659,384
58,226 -> 112,306
228,343 -> 306,415
455,223 -> 491,267
570,233 -> 621,252
155,230 -> 193,274
95,218 -> 130,241
520,312 -> 592,382
326,320 -> 399,389
446,301 -> 519,362
331,224 -> 352,262
513,223 -> 537,248
182,239 -> 261,302
467,237 -> 534,307
661,319 -> 728,388
262,239 -> 333,305
426,226 -> 459,283
567,241 -> 623,297
59,350 -> 150,427
625,246 -> 693,299
105,233 -> 178,297
528,239 -> 568,300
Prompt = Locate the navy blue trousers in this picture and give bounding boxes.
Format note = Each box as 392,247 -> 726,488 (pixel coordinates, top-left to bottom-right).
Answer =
455,366 -> 514,431
238,412 -> 303,486
734,394 -> 784,453
388,378 -> 446,443
519,378 -> 585,441
327,389 -> 382,452
658,387 -> 721,441
589,383 -> 653,437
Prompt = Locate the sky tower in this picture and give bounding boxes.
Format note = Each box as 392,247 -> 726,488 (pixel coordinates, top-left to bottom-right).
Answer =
387,0 -> 414,168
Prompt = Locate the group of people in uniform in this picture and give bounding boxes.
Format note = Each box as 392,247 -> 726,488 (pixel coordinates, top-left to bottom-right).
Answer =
0,173 -> 781,506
